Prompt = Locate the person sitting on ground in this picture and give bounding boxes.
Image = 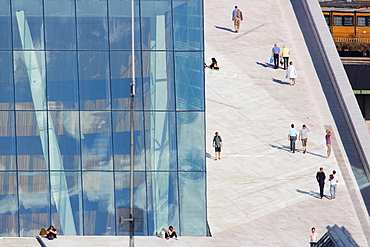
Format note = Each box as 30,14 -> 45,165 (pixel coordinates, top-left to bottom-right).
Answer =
165,226 -> 178,240
209,57 -> 219,70
46,225 -> 57,240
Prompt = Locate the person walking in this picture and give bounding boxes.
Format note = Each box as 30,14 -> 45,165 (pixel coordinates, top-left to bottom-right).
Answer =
232,6 -> 243,33
286,61 -> 297,86
316,167 -> 326,199
271,44 -> 281,69
309,227 -> 318,247
281,45 -> 290,70
325,130 -> 332,158
329,170 -> 339,199
213,132 -> 222,160
299,124 -> 310,154
288,124 -> 299,153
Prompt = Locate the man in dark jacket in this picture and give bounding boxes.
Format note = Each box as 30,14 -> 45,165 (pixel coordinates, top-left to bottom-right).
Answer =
316,167 -> 326,199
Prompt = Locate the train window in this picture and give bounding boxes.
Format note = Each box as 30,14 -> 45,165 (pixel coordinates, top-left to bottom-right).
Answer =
343,16 -> 353,26
358,16 -> 366,26
334,16 -> 343,26
324,15 -> 330,26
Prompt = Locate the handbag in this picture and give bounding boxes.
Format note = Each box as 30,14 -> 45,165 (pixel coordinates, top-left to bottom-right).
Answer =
269,57 -> 274,64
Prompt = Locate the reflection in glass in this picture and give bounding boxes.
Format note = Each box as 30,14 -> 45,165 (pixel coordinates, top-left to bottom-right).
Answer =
175,52 -> 204,111
115,172 -> 147,236
0,172 -> 18,237
140,0 -> 173,50
0,0 -> 11,49
142,51 -> 175,110
146,172 -> 179,235
49,111 -> 81,170
16,111 -> 48,170
83,172 -> 115,235
47,51 -> 79,110
173,0 -> 203,51
79,51 -> 111,110
0,52 -> 14,110
18,172 -> 50,237
44,0 -> 76,50
81,111 -> 113,170
145,111 -> 177,171
0,111 -> 16,170
76,0 -> 108,50
113,111 -> 145,171
179,172 -> 206,236
108,0 -> 140,50
50,172 -> 82,235
110,51 -> 143,110
177,112 -> 205,171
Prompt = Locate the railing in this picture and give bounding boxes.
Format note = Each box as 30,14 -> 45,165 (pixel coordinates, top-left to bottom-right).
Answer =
334,37 -> 370,43
316,225 -> 360,247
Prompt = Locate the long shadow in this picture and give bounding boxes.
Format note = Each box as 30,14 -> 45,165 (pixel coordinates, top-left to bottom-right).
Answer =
214,25 -> 234,33
256,61 -> 274,68
296,189 -> 330,200
272,78 -> 290,86
270,144 -> 326,158
306,151 -> 327,159
206,152 -> 212,159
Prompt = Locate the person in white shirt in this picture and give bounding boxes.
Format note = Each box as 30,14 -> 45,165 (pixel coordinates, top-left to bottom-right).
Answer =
165,226 -> 178,240
309,227 -> 318,247
329,170 -> 339,199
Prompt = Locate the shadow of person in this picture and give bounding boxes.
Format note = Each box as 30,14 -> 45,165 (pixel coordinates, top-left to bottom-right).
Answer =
214,25 -> 234,32
256,61 -> 274,68
206,152 -> 212,159
272,78 -> 290,85
269,144 -> 292,153
296,189 -> 321,199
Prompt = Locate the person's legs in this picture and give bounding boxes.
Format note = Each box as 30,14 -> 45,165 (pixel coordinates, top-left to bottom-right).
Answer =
302,138 -> 307,153
274,54 -> 279,69
290,136 -> 296,153
319,182 -> 324,198
327,144 -> 331,157
170,232 -> 178,238
333,184 -> 337,198
234,18 -> 240,32
283,57 -> 289,70
330,185 -> 333,199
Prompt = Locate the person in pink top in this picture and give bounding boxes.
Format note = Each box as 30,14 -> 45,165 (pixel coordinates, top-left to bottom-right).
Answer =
325,130 -> 332,158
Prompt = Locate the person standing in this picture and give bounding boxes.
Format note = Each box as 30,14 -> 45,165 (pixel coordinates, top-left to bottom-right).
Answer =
288,124 -> 299,153
213,132 -> 222,160
299,124 -> 310,154
232,6 -> 243,33
271,44 -> 281,69
309,227 -> 318,247
281,45 -> 290,70
316,167 -> 326,199
286,61 -> 297,86
325,130 -> 332,158
329,170 -> 339,200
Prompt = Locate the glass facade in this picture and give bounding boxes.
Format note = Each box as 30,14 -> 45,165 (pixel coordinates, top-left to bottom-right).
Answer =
0,0 -> 205,237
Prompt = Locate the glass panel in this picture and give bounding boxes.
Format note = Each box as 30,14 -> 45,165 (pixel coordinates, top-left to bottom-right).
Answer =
0,52 -> 14,110
81,111 -> 113,170
143,51 -> 175,110
49,111 -> 81,170
44,0 -> 77,50
0,111 -> 16,170
115,172 -> 147,236
175,52 -> 204,111
14,51 -> 46,110
145,111 -> 177,171
334,16 -> 342,26
344,16 -> 353,26
47,51 -> 79,110
16,111 -> 48,170
113,111 -> 145,171
76,0 -> 108,50
108,0 -> 140,50
173,0 -> 203,50
0,172 -> 18,237
0,0 -> 11,49
324,15 -> 330,26
83,171 -> 115,235
146,172 -> 179,236
110,51 -> 143,110
50,172 -> 83,235
79,51 -> 111,110
177,112 -> 205,171
179,172 -> 206,236
140,0 -> 173,50
358,17 -> 366,27
18,172 -> 50,237
12,0 -> 44,50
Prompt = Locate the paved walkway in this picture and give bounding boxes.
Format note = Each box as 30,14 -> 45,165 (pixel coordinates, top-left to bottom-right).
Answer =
2,0 -> 370,246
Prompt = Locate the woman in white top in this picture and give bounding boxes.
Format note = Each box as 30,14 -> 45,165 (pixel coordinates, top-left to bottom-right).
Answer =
329,170 -> 339,199
286,61 -> 297,86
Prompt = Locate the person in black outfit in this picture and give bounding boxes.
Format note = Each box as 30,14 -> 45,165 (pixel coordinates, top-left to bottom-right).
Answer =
316,167 -> 326,199
165,226 -> 178,240
46,225 -> 57,240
